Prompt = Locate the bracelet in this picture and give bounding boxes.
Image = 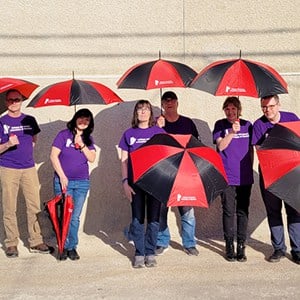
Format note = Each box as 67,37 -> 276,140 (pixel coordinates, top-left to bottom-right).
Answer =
122,177 -> 128,184
80,144 -> 86,151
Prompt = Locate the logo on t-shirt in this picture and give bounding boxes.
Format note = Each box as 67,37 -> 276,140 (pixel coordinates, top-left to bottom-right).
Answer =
66,138 -> 73,147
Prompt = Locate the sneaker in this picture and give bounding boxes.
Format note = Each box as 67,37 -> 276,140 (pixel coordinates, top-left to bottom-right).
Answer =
133,256 -> 145,268
155,246 -> 168,256
184,247 -> 199,256
59,249 -> 68,261
291,251 -> 300,265
268,249 -> 285,262
5,246 -> 18,258
67,249 -> 80,260
30,243 -> 50,254
145,255 -> 157,267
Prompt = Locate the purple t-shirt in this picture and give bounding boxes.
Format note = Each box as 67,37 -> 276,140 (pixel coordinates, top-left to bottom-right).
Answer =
252,111 -> 299,146
118,126 -> 165,153
0,113 -> 40,169
213,118 -> 254,185
52,129 -> 95,180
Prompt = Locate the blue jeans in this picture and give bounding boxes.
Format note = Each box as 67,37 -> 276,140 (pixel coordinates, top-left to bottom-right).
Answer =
129,185 -> 161,256
54,178 -> 90,250
157,203 -> 196,249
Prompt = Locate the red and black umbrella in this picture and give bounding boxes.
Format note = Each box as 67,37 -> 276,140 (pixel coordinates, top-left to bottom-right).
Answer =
130,133 -> 228,207
46,193 -> 74,259
189,58 -> 288,98
117,59 -> 197,90
27,79 -> 123,108
257,121 -> 300,212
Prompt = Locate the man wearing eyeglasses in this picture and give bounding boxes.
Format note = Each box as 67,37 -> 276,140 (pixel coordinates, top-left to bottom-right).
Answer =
252,94 -> 300,265
0,89 -> 50,258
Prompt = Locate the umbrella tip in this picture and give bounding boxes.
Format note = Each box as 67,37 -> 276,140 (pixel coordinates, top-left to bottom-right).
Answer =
159,50 -> 161,59
239,50 -> 242,59
72,71 -> 75,79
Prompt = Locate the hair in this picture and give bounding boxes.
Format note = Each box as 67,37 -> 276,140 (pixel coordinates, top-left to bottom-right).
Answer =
67,108 -> 94,146
161,91 -> 178,101
222,96 -> 242,117
131,100 -> 155,128
261,94 -> 279,103
5,89 -> 24,100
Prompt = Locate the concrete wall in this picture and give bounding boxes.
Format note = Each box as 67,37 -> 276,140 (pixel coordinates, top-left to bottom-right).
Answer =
0,0 -> 299,246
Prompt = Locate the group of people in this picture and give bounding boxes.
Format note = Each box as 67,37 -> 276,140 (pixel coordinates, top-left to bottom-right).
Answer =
119,91 -> 300,268
0,88 -> 299,269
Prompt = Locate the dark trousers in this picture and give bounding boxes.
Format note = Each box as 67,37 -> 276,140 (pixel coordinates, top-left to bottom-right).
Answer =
259,174 -> 300,252
221,185 -> 252,242
130,185 -> 161,256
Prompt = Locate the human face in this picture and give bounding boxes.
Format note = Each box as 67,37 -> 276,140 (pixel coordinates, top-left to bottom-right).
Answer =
76,116 -> 90,131
224,103 -> 239,123
6,91 -> 23,113
161,98 -> 178,113
261,97 -> 280,122
136,104 -> 151,124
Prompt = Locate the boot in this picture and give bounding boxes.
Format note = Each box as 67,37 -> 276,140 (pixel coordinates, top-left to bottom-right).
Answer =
237,240 -> 247,262
225,238 -> 235,262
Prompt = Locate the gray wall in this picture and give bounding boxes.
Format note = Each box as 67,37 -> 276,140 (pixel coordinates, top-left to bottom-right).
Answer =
0,0 -> 299,247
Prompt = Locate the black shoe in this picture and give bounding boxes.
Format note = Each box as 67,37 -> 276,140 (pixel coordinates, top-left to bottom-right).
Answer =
5,246 -> 18,258
291,251 -> 300,265
225,239 -> 236,262
59,249 -> 68,261
268,249 -> 285,262
236,241 -> 247,262
68,249 -> 80,260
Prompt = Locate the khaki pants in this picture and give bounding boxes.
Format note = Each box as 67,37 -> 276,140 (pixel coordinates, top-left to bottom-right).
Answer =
0,166 -> 43,248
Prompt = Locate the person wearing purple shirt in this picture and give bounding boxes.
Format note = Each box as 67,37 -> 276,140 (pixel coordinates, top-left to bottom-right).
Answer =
252,94 -> 300,265
213,97 -> 253,262
50,108 -> 96,261
0,89 -> 50,258
119,100 -> 165,268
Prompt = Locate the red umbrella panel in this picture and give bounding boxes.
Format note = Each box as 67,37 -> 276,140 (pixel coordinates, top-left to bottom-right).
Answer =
189,58 -> 288,98
0,77 -> 39,99
257,121 -> 300,212
117,59 -> 197,90
46,193 -> 74,257
27,79 -> 123,108
130,133 -> 228,207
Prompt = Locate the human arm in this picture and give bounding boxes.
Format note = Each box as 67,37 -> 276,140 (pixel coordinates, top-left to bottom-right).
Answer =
215,120 -> 240,151
50,146 -> 68,191
74,134 -> 96,163
0,134 -> 19,154
120,149 -> 135,202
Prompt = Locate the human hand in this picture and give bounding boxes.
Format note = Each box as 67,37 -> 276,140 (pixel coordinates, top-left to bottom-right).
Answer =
8,134 -> 20,146
60,176 -> 69,192
156,115 -> 165,128
123,182 -> 135,203
232,119 -> 240,133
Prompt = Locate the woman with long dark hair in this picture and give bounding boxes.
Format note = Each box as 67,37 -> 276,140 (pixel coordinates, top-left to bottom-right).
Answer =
50,108 -> 96,260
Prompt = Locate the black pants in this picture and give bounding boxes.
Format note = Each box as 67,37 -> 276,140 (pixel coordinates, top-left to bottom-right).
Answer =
221,185 -> 252,241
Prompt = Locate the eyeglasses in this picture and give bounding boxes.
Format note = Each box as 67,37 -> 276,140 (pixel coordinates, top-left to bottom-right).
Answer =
261,103 -> 278,111
6,98 -> 22,103
137,107 -> 150,113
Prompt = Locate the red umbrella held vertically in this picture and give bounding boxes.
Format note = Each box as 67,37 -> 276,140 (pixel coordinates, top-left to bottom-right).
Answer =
130,133 -> 228,207
257,121 -> 300,212
46,193 -> 74,259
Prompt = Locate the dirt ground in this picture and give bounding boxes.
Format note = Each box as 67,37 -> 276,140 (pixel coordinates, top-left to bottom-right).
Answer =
1,229 -> 300,300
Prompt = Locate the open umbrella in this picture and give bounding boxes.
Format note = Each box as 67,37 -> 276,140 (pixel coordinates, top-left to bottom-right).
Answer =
27,79 -> 123,108
130,133 -> 228,207
46,193 -> 74,259
257,121 -> 300,212
117,58 -> 197,90
189,58 -> 288,98
0,77 -> 39,114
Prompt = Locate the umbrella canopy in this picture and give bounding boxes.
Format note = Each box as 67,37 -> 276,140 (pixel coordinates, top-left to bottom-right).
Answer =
117,59 -> 197,90
46,193 -> 74,258
27,79 -> 123,108
257,121 -> 300,212
189,58 -> 288,98
0,77 -> 39,114
130,133 -> 228,207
